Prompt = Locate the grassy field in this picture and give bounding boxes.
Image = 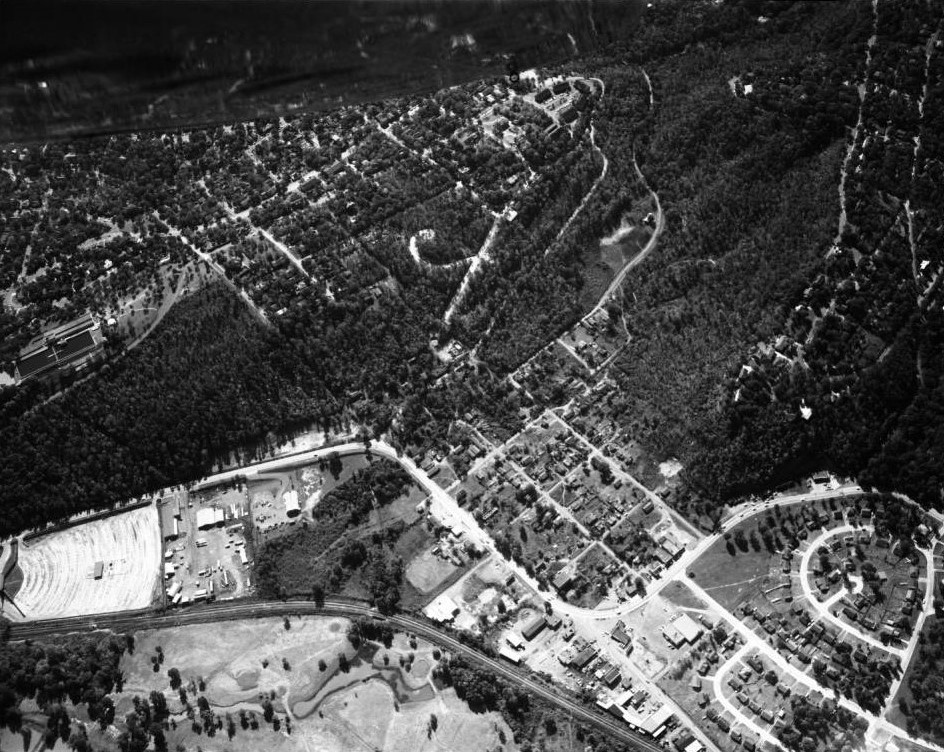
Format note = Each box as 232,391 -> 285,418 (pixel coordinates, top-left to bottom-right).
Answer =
691,527 -> 779,613
122,616 -> 352,707
662,581 -> 709,611
405,542 -> 461,596
112,615 -> 518,752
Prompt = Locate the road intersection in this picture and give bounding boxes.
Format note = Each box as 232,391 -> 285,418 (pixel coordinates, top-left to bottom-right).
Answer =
11,432 -> 941,752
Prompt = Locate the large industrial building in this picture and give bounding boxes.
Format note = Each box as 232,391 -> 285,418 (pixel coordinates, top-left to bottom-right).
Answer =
196,507 -> 225,529
14,315 -> 104,384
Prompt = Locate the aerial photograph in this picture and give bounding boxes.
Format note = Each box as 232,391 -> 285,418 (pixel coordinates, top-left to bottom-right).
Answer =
1,0 -> 943,750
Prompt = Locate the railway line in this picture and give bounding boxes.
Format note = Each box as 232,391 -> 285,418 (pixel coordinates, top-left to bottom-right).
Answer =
7,598 -> 665,752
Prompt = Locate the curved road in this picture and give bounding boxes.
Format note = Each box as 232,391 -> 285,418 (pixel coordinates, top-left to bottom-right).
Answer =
589,152 -> 664,317
8,598 -> 665,752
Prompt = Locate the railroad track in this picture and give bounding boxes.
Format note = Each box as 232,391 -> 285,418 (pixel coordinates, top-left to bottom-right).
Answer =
7,599 -> 665,752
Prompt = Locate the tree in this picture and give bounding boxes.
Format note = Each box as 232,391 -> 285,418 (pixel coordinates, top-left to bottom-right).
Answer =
261,699 -> 274,723
167,667 -> 182,690
68,727 -> 90,752
149,690 -> 168,722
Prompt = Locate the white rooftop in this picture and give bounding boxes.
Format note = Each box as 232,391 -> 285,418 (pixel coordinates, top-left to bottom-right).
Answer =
673,613 -> 703,644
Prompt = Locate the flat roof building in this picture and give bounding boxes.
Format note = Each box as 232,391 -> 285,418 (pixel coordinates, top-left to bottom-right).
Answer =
426,595 -> 460,623
522,614 -> 547,641
14,315 -> 103,384
673,613 -> 703,644
160,502 -> 180,540
93,561 -> 104,580
283,490 -> 301,516
196,507 -> 225,529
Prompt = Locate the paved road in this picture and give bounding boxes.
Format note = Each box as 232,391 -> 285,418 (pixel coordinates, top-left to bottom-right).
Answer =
7,598 -> 665,752
712,644 -> 784,750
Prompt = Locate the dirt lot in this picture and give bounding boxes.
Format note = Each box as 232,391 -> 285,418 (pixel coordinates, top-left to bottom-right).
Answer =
164,486 -> 252,605
7,505 -> 161,621
406,546 -> 461,594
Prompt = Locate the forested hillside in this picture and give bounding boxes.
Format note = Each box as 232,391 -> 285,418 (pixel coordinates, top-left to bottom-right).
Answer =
585,0 -> 869,481
681,0 -> 944,510
0,286 -> 322,537
2,0 -> 941,536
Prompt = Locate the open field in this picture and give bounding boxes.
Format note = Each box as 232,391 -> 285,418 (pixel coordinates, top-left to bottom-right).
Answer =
691,535 -> 778,614
123,615 -> 354,709
315,683 -> 514,752
5,505 -> 160,620
662,581 -> 709,611
122,615 -> 516,752
405,544 -> 461,594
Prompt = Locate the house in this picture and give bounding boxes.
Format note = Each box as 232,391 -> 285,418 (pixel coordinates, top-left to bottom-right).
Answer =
660,535 -> 685,561
653,548 -> 674,568
553,568 -> 576,593
612,625 -> 632,648
571,645 -> 597,669
603,666 -> 622,688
